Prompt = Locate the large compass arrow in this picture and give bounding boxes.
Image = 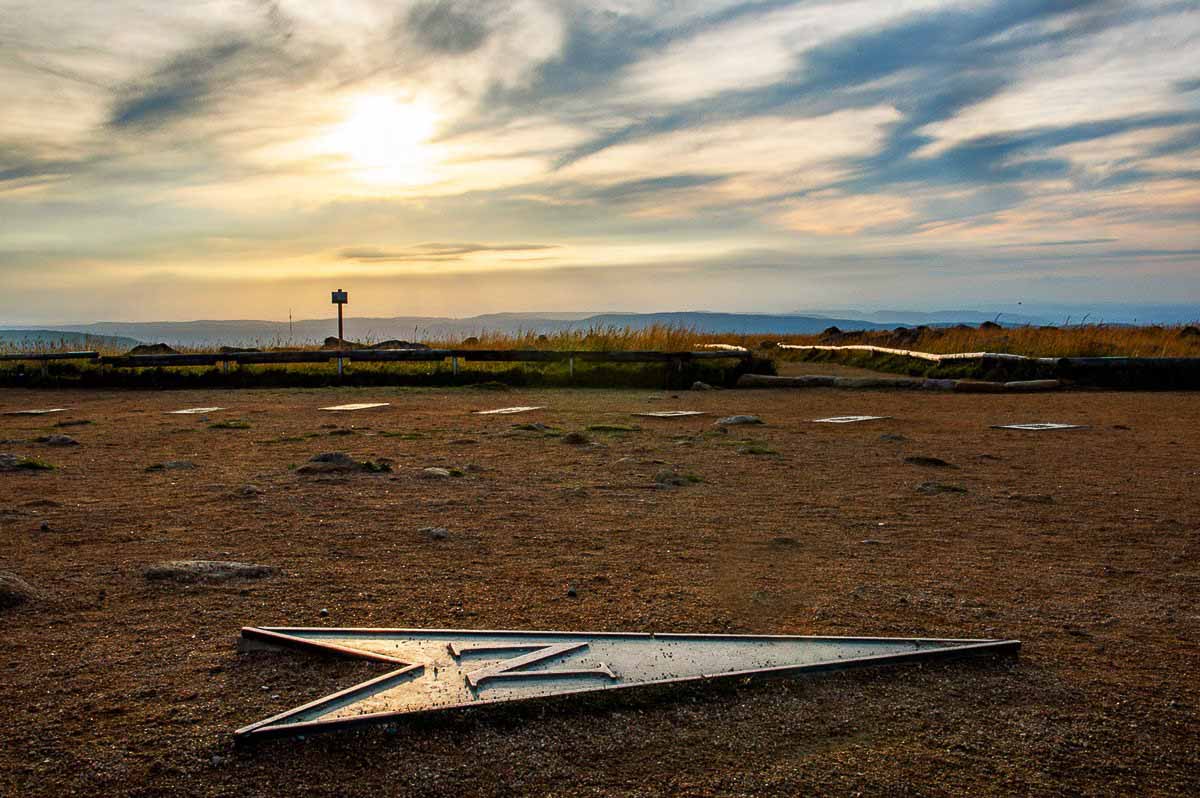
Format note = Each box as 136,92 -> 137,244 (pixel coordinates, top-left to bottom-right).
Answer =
234,626 -> 1019,740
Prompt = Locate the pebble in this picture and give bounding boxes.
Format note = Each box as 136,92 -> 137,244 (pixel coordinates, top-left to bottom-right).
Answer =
420,526 -> 450,541
421,467 -> 453,479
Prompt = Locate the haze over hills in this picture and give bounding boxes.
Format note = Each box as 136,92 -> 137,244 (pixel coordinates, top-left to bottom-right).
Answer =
6,304 -> 1197,349
0,329 -> 141,351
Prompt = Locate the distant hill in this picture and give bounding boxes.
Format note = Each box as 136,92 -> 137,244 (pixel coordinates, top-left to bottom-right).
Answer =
29,312 -> 895,347
0,329 -> 141,352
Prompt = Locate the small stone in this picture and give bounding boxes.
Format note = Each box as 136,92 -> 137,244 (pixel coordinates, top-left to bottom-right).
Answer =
691,381 -> 715,391
654,469 -> 689,487
145,460 -> 196,472
879,433 -> 907,442
1008,493 -> 1054,504
860,538 -> 885,545
239,484 -> 263,496
420,467 -> 453,479
904,455 -> 955,468
566,583 -> 578,598
561,431 -> 590,445
319,608 -> 329,617
916,481 -> 967,495
35,434 -> 78,446
143,560 -> 277,583
420,526 -> 449,540
38,521 -> 50,532
714,415 -> 763,426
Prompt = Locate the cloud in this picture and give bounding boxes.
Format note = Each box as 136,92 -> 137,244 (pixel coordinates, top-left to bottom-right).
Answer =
1,0 -> 1198,321
338,242 -> 561,263
406,1 -> 492,54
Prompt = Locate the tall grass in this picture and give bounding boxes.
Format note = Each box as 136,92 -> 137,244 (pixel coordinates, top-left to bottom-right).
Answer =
3,322 -> 1199,358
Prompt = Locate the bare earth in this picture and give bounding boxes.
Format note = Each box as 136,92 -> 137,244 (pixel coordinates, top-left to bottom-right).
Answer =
1,386 -> 1197,797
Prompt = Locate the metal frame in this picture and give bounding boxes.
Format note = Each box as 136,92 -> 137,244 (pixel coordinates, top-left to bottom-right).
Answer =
234,626 -> 1019,741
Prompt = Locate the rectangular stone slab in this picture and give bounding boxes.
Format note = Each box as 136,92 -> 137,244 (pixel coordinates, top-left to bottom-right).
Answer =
991,423 -> 1087,431
320,403 -> 391,411
3,408 -> 66,415
812,415 -> 891,423
473,406 -> 546,415
168,407 -> 225,414
632,411 -> 707,418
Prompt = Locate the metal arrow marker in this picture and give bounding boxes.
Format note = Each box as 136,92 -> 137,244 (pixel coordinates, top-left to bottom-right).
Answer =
234,627 -> 1019,740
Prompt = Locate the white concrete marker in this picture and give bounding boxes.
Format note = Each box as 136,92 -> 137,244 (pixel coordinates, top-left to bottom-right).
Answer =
320,403 -> 391,411
473,406 -> 545,415
991,423 -> 1087,431
813,415 -> 891,423
3,408 -> 67,415
168,407 -> 225,415
632,410 -> 707,418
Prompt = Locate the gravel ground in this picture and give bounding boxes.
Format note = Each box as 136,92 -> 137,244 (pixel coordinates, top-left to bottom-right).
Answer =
0,385 -> 1197,797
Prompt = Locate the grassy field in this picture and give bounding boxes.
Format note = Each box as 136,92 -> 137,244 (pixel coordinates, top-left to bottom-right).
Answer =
3,323 -> 1199,389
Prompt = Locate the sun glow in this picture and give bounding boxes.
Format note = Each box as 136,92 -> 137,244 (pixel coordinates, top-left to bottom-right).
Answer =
328,95 -> 441,185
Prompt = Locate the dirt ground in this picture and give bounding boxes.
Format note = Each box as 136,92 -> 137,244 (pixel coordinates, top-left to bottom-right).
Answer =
1,385 -> 1197,797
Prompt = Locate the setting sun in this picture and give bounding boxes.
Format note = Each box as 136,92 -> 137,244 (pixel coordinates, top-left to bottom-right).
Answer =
328,95 -> 440,184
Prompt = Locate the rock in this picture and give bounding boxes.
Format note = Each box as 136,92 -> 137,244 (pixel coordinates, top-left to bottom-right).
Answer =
0,571 -> 40,608
35,434 -> 78,446
420,526 -> 449,540
654,469 -> 690,487
239,485 -> 263,497
879,433 -> 908,442
860,538 -> 886,545
54,419 -> 92,427
0,454 -> 54,472
714,415 -> 763,426
905,455 -> 955,468
145,460 -> 196,472
1008,493 -> 1055,504
371,339 -> 431,350
143,560 -> 278,583
916,481 -> 967,494
319,608 -> 329,617
297,453 -> 391,474
38,521 -> 50,532
512,422 -> 551,432
562,431 -> 591,445
127,343 -> 177,355
420,467 -> 453,479
566,583 -> 578,598
691,381 -> 715,391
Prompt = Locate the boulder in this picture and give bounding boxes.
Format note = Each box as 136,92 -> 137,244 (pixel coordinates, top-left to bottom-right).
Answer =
0,571 -> 40,608
128,343 -> 177,355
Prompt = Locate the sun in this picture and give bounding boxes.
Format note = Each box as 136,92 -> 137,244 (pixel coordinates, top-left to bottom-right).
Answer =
329,95 -> 440,184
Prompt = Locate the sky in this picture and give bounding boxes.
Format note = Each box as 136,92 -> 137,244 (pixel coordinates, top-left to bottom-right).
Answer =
1,0 -> 1198,322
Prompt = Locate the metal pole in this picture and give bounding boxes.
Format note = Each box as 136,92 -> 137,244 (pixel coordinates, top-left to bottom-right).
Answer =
337,302 -> 344,378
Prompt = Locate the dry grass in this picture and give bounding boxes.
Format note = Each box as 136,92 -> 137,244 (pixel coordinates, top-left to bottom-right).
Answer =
4,322 -> 1200,359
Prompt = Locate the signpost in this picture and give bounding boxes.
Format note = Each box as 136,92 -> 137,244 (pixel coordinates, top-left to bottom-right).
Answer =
331,289 -> 348,377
